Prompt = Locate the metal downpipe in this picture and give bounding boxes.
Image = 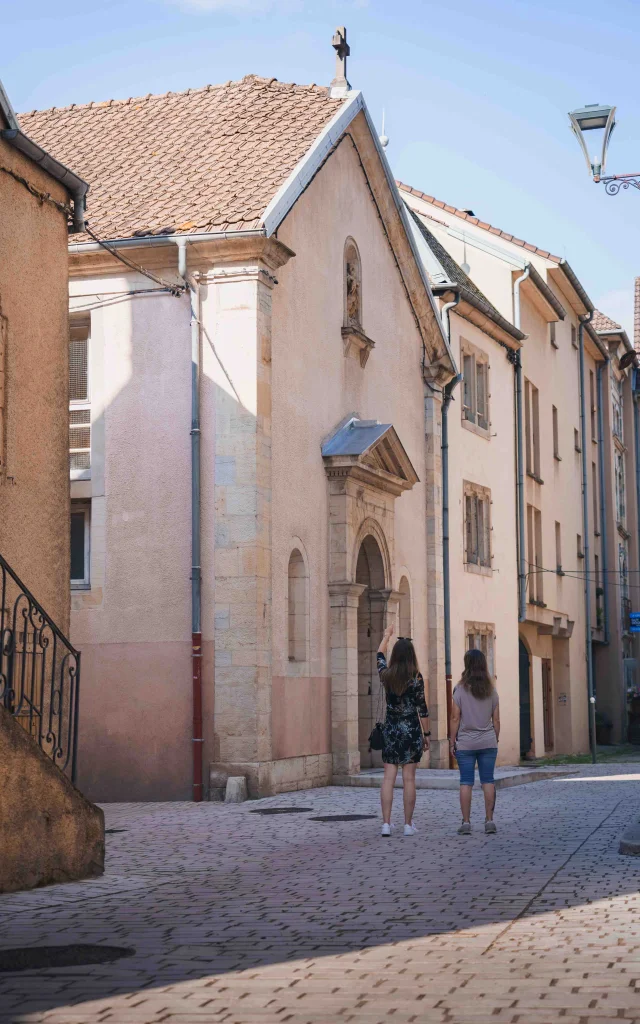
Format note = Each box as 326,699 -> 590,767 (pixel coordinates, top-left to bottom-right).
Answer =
596,360 -> 610,645
578,312 -> 597,763
177,239 -> 204,801
513,266 -> 530,623
440,288 -> 461,769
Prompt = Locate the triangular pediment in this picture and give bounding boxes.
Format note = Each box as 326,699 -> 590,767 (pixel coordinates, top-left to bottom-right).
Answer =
322,417 -> 419,495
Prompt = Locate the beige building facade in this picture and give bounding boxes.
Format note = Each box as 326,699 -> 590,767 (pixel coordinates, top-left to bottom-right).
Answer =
401,183 -> 637,760
24,77 -> 457,800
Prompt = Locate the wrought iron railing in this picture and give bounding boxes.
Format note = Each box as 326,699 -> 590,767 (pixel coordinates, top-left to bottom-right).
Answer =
0,552 -> 80,781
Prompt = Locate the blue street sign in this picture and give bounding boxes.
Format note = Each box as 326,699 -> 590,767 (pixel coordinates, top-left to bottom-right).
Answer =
630,628 -> 640,633
630,612 -> 640,620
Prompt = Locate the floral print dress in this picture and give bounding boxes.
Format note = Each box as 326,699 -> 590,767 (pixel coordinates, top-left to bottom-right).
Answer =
377,653 -> 429,765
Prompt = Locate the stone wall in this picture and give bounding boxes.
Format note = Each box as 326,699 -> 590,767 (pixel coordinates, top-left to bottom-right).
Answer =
0,707 -> 104,894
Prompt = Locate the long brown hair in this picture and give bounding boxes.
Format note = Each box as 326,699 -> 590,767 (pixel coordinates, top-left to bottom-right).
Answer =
459,648 -> 493,700
381,638 -> 419,696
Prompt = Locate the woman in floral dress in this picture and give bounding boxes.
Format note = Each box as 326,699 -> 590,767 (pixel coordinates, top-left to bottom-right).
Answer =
377,626 -> 430,837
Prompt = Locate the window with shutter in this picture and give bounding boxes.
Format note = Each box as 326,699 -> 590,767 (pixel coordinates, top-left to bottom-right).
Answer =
463,353 -> 475,423
464,483 -> 492,574
465,621 -> 496,677
476,361 -> 488,430
69,316 -> 91,475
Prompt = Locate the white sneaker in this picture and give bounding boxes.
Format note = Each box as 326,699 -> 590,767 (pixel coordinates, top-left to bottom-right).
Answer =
403,823 -> 418,836
381,823 -> 394,837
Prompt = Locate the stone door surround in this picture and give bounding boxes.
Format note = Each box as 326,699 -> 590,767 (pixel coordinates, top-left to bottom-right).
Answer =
322,416 -> 418,776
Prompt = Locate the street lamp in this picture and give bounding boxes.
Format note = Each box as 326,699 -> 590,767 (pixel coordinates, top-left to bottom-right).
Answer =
569,102 -> 640,194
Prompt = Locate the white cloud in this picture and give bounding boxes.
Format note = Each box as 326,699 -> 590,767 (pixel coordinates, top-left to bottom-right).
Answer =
593,287 -> 635,342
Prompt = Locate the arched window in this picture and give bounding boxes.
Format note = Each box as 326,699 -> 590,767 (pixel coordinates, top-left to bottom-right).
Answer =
288,549 -> 308,663
399,575 -> 411,639
344,238 -> 362,328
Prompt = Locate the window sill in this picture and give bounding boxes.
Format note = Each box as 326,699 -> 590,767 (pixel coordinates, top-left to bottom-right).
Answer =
462,418 -> 491,440
528,599 -> 547,608
526,471 -> 545,485
70,468 -> 91,482
577,553 -> 585,560
574,446 -> 582,454
554,454 -> 562,462
551,340 -> 559,350
464,562 -> 493,578
71,583 -> 91,591
556,568 -> 565,576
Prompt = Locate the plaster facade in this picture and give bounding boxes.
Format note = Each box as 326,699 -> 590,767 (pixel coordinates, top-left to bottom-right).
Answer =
68,117 -> 451,799
402,186 -> 615,759
444,311 -> 520,764
0,135 -> 72,630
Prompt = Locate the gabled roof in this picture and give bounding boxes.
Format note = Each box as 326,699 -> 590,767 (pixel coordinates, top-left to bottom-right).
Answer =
322,416 -> 419,495
397,181 -> 562,262
592,309 -> 633,354
0,76 -> 88,232
20,75 -> 343,242
406,206 -> 524,347
592,310 -> 623,333
397,180 -> 594,315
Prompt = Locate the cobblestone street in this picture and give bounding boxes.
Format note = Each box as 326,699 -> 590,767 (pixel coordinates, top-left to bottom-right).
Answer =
2,765 -> 640,1024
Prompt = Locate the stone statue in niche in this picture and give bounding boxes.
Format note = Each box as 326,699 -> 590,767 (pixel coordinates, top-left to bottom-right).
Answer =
345,250 -> 361,326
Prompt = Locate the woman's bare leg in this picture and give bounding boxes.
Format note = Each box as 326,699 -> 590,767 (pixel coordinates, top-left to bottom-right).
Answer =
381,764 -> 398,824
402,763 -> 418,825
482,783 -> 496,821
460,784 -> 473,822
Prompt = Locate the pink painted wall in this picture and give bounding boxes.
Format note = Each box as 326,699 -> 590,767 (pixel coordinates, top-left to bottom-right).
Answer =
271,130 -> 432,756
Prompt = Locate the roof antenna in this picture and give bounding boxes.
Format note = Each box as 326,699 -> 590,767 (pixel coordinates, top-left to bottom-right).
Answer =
379,109 -> 389,150
330,27 -> 351,98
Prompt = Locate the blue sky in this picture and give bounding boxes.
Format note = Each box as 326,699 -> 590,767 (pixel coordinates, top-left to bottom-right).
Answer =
3,0 -> 639,334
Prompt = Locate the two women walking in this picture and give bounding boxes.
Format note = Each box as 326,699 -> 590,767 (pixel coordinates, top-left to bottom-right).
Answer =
376,630 -> 499,835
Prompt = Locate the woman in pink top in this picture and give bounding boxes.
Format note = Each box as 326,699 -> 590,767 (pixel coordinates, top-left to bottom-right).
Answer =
449,648 -> 500,835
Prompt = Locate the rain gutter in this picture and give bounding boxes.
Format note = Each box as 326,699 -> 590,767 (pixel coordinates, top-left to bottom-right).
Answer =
596,359 -> 611,646
513,266 -> 530,623
578,311 -> 597,763
1,127 -> 88,233
439,286 -> 462,769
177,239 -> 203,802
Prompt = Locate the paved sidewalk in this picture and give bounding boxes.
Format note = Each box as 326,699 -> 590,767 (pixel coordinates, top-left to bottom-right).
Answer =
2,764 -> 640,1023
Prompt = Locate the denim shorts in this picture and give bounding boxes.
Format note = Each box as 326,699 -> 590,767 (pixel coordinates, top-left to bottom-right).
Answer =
456,747 -> 498,786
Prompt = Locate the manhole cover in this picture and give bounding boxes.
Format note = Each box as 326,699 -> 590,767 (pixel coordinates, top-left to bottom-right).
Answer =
105,829 -> 127,834
250,807 -> 313,815
310,815 -> 377,822
0,945 -> 135,973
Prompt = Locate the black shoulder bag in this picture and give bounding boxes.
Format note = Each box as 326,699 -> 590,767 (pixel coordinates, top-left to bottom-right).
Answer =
368,675 -> 386,752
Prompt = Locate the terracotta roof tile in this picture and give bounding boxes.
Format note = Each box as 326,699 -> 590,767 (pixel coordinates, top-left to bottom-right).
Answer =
19,75 -> 342,242
396,180 -> 562,265
592,310 -> 623,333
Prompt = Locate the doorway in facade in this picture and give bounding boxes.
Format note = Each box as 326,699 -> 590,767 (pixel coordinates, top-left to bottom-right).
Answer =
519,638 -> 532,759
356,535 -> 387,769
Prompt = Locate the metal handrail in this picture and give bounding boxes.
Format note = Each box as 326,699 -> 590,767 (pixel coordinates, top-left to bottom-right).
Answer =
0,551 -> 80,782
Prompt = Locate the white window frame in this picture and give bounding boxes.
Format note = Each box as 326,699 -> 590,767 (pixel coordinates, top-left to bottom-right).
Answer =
70,503 -> 91,590
69,314 -> 91,482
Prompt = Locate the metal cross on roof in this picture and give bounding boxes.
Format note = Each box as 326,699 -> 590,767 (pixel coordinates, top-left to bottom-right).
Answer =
330,26 -> 351,98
